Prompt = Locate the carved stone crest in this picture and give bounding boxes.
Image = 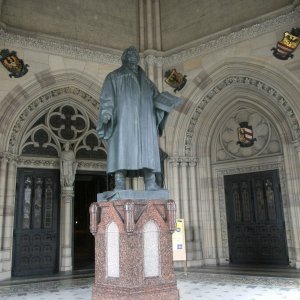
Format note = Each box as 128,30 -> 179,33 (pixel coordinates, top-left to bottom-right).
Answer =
0,49 -> 29,78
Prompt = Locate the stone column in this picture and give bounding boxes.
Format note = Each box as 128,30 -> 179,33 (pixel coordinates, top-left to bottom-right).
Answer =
1,155 -> 17,278
60,187 -> 74,272
198,156 -> 217,264
0,155 -> 8,247
0,154 -> 8,274
188,158 -> 203,262
146,0 -> 153,49
138,0 -> 145,51
138,0 -> 162,51
168,158 -> 181,217
290,140 -> 300,268
154,0 -> 162,51
293,140 -> 300,167
179,159 -> 190,252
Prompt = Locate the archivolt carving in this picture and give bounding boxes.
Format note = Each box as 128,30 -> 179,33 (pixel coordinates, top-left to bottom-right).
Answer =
8,86 -> 107,169
185,76 -> 300,156
217,108 -> 282,162
9,86 -> 99,152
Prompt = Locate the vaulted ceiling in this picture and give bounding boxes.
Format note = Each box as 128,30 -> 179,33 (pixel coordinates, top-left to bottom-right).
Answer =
0,0 -> 296,51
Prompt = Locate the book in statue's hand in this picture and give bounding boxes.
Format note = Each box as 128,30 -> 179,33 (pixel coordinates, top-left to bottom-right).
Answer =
154,91 -> 183,112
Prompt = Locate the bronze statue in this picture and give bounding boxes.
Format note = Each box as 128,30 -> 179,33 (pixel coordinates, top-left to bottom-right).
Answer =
97,46 -> 181,191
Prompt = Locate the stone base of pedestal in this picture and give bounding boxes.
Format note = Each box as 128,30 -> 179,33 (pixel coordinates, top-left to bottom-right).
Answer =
92,283 -> 179,300
89,199 -> 179,300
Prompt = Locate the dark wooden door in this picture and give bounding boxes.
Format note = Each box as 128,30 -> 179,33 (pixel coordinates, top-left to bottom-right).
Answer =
13,168 -> 60,276
224,170 -> 288,265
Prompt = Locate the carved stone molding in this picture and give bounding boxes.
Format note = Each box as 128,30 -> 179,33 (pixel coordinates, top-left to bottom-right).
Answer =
163,5 -> 300,66
77,160 -> 106,171
17,157 -> 59,168
185,76 -> 300,156
0,4 -> 298,66
9,86 -> 99,152
16,156 -> 105,171
215,162 -> 291,259
0,151 -> 18,162
292,139 -> 300,152
168,157 -> 199,167
0,28 -> 121,65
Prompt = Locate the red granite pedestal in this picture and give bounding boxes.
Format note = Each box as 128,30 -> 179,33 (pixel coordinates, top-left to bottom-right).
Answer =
89,199 -> 179,300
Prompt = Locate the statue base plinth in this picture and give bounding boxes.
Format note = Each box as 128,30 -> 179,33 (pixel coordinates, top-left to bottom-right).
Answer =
89,199 -> 179,300
92,283 -> 179,300
97,189 -> 169,201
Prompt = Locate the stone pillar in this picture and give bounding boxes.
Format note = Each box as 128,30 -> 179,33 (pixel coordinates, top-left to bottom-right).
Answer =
188,158 -> 203,262
290,140 -> 300,268
1,155 -> 17,277
198,156 -> 217,264
0,155 -> 8,247
138,0 -> 162,51
168,158 -> 181,217
60,187 -> 74,272
179,159 -> 191,258
154,0 -> 162,51
0,154 -> 8,275
293,140 -> 300,168
138,0 -> 145,51
90,199 -> 179,300
146,0 -> 153,49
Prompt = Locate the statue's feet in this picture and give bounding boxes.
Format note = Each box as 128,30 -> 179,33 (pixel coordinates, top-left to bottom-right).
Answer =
145,183 -> 161,191
114,171 -> 126,190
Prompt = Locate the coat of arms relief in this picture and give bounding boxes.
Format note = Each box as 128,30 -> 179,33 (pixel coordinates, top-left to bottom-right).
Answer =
216,108 -> 282,162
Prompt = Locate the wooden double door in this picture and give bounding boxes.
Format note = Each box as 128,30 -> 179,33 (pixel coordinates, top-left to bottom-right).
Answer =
224,170 -> 288,265
13,168 -> 60,276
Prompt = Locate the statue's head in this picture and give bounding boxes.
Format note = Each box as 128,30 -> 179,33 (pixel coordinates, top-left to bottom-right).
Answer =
121,46 -> 140,66
64,142 -> 70,151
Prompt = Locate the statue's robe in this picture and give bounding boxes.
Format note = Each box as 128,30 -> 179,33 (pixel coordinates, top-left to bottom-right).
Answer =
97,65 -> 165,174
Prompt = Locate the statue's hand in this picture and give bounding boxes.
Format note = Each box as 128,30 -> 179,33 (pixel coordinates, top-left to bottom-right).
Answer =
102,113 -> 111,124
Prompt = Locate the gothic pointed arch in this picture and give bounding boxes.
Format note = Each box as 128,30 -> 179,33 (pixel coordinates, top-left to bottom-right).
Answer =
2,69 -> 107,170
165,58 -> 300,157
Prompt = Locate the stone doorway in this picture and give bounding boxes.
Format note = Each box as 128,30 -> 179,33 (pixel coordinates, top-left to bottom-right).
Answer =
224,170 -> 289,265
73,172 -> 108,270
12,168 -> 60,277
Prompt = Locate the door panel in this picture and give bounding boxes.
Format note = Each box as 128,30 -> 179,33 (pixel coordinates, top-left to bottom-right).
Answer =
13,168 -> 59,276
225,170 -> 288,265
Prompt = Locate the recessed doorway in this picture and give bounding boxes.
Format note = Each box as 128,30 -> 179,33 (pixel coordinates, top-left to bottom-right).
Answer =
73,172 -> 108,270
224,170 -> 288,265
13,168 -> 60,277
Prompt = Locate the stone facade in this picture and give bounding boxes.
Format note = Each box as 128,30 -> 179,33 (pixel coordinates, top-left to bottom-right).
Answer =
0,1 -> 300,280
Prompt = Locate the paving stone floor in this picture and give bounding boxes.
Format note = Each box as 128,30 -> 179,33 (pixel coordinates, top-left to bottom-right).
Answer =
0,267 -> 300,299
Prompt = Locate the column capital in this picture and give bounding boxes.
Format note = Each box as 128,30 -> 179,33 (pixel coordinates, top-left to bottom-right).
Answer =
168,156 -> 199,167
292,139 -> 300,151
62,187 -> 74,200
0,152 -> 18,164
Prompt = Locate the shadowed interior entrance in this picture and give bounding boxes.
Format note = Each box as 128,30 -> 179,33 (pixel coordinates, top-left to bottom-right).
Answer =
73,172 -> 108,270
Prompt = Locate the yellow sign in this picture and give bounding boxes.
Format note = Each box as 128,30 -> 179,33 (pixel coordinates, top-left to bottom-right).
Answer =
172,219 -> 186,261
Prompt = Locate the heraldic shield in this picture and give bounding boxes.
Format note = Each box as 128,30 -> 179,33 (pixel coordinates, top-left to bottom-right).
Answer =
271,28 -> 300,60
164,69 -> 187,92
237,122 -> 256,147
0,49 -> 29,78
